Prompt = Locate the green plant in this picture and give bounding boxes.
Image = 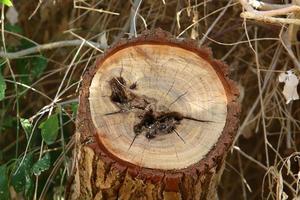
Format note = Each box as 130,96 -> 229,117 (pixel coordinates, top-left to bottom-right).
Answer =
0,0 -> 12,7
0,10 -> 76,198
0,61 -> 6,101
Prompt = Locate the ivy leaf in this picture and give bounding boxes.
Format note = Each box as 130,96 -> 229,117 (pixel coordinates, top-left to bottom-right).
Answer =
16,56 -> 47,88
0,0 -> 13,6
0,165 -> 10,200
0,69 -> 6,101
32,153 -> 51,176
24,172 -> 34,199
31,56 -> 47,79
39,114 -> 59,145
5,24 -> 22,34
16,58 -> 31,88
11,154 -> 33,193
20,118 -> 32,140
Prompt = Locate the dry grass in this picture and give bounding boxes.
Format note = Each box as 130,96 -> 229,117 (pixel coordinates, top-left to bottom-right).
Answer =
0,0 -> 300,199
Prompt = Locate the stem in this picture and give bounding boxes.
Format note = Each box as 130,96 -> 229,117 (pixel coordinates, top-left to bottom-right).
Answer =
0,39 -> 105,59
1,4 -> 20,158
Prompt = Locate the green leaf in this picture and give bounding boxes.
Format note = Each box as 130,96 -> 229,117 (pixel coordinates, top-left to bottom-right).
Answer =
0,165 -> 10,200
11,154 -> 33,193
0,59 -> 5,68
39,114 -> 59,145
32,153 -> 51,176
0,69 -> 6,101
16,58 -> 30,87
71,102 -> 78,118
0,0 -> 13,6
5,24 -> 22,34
15,56 -> 47,89
24,172 -> 34,199
20,118 -> 32,140
31,56 -> 47,79
19,39 -> 36,49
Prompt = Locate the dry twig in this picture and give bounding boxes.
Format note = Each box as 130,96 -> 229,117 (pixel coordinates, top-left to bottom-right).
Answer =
0,39 -> 104,59
239,0 -> 300,25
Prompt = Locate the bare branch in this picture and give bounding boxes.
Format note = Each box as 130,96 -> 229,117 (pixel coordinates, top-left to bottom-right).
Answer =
130,0 -> 143,37
0,39 -> 105,59
240,12 -> 300,25
239,0 -> 300,25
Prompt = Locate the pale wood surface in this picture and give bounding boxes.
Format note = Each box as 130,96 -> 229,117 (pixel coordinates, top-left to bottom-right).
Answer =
89,44 -> 227,170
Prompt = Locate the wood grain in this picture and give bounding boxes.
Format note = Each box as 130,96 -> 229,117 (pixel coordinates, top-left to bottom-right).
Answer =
89,44 -> 227,170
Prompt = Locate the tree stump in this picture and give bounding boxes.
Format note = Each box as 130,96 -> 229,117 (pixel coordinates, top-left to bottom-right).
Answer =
68,29 -> 240,200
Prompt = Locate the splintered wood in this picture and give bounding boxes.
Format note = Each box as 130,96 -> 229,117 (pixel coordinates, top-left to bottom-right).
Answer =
69,30 -> 240,200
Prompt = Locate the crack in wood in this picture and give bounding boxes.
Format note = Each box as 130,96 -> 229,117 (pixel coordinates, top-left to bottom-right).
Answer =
107,76 -> 214,146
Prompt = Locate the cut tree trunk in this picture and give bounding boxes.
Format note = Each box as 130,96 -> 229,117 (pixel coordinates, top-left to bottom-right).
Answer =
67,29 -> 240,200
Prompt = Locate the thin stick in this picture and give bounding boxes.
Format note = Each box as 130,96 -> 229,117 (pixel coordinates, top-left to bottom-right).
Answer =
130,0 -> 143,37
29,0 -> 42,20
233,146 -> 267,170
0,40 -> 105,59
280,30 -> 300,71
250,0 -> 292,10
254,6 -> 300,17
241,12 -> 300,25
254,27 -> 272,193
65,31 -> 104,53
199,0 -> 233,45
239,0 -> 300,25
74,0 -> 119,16
74,5 -> 119,15
1,4 -> 20,158
177,2 -> 238,38
240,0 -> 299,16
4,79 -> 52,101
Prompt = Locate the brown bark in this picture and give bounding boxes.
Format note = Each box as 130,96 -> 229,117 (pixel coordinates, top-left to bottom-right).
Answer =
67,29 -> 240,200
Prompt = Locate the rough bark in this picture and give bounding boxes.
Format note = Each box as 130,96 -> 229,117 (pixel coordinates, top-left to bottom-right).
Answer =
67,29 -> 240,200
